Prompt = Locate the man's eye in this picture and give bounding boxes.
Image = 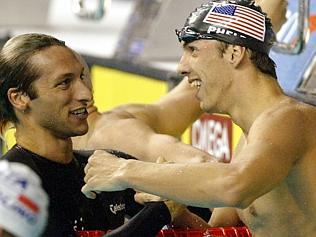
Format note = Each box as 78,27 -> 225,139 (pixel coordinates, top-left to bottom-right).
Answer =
189,46 -> 199,56
80,73 -> 87,80
188,46 -> 198,53
58,78 -> 71,87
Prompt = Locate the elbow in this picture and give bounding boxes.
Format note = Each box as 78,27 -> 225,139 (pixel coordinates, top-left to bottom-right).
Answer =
182,165 -> 258,209
213,176 -> 256,209
184,178 -> 255,209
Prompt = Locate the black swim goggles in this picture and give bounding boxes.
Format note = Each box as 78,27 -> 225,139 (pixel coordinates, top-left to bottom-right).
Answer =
175,27 -> 215,43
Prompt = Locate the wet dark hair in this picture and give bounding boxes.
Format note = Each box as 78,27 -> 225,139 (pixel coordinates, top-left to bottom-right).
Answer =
218,41 -> 277,79
0,33 -> 66,133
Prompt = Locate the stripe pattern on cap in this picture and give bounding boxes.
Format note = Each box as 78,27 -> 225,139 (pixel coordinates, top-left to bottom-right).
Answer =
203,3 -> 266,41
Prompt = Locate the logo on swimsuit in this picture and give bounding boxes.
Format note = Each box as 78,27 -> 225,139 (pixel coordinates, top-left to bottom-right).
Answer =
109,203 -> 126,215
207,26 -> 246,38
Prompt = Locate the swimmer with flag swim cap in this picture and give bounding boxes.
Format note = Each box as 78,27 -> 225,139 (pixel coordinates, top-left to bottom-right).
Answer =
82,1 -> 316,236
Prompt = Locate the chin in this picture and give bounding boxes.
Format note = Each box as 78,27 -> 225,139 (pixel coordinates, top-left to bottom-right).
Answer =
200,102 -> 209,113
74,126 -> 89,136
77,131 -> 88,137
201,102 -> 218,114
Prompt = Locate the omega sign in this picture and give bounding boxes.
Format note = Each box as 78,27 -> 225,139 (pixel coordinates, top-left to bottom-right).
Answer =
191,114 -> 232,163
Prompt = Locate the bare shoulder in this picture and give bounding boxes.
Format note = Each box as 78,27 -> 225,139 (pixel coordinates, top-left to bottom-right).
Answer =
250,98 -> 316,150
292,100 -> 316,146
254,97 -> 314,127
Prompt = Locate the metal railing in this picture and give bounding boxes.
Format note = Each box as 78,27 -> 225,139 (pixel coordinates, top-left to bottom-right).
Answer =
272,0 -> 310,54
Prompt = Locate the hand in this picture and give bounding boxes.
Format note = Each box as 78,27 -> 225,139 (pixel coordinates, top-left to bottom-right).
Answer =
134,192 -> 168,204
134,190 -> 190,228
135,191 -> 209,229
164,200 -> 189,227
165,200 -> 211,229
81,150 -> 129,199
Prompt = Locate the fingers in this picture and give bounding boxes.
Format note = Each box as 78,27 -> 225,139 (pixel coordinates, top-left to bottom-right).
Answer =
84,162 -> 90,174
84,170 -> 92,183
83,150 -> 116,176
83,161 -> 96,184
81,184 -> 97,199
82,149 -> 127,197
93,149 -> 107,155
164,200 -> 188,223
134,192 -> 146,204
134,192 -> 166,204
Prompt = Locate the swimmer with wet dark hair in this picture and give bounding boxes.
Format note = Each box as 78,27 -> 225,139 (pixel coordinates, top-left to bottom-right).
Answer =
0,33 -> 174,237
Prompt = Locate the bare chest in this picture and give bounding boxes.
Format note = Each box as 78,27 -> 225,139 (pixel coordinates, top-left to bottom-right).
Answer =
237,182 -> 316,237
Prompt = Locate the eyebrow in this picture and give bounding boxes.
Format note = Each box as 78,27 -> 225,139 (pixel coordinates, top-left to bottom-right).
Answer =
53,73 -> 75,84
183,40 -> 198,49
57,66 -> 85,79
182,41 -> 193,48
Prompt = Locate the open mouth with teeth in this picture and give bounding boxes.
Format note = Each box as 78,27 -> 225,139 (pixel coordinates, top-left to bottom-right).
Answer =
191,80 -> 201,88
70,108 -> 88,116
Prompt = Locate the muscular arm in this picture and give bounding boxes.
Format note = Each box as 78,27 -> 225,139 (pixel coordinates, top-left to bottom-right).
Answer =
79,79 -> 207,163
86,114 -> 211,163
109,78 -> 202,137
83,107 -> 303,208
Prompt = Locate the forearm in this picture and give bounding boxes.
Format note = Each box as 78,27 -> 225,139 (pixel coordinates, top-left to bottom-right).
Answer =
119,80 -> 202,137
152,81 -> 202,136
87,117 -> 212,163
121,160 -> 240,208
143,134 -> 215,163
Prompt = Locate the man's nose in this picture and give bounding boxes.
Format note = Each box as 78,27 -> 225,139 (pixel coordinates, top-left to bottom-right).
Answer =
177,54 -> 190,77
74,79 -> 93,104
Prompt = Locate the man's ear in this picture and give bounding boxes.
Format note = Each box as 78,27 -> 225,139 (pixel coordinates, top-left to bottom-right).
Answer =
223,45 -> 247,68
7,88 -> 31,112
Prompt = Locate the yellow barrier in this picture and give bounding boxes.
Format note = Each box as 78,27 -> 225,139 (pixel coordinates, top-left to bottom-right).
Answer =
92,65 -> 168,112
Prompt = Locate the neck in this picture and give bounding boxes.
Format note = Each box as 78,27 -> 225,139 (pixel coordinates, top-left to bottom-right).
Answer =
222,73 -> 286,133
15,125 -> 74,164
